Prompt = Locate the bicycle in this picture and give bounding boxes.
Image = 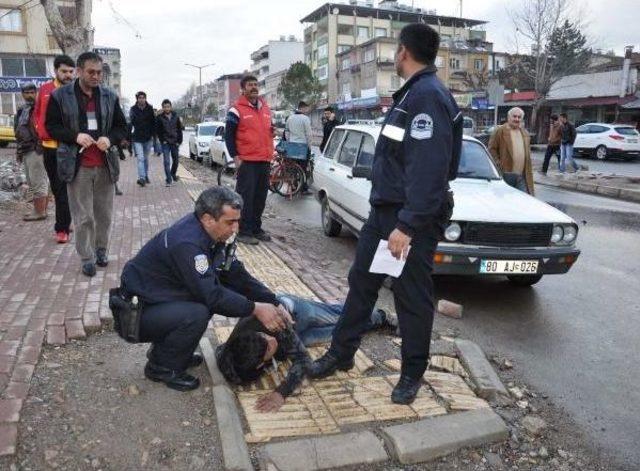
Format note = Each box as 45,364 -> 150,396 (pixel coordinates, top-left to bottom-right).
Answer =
269,153 -> 306,197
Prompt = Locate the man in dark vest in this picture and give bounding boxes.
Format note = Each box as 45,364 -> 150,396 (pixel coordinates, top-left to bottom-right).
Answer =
45,51 -> 128,277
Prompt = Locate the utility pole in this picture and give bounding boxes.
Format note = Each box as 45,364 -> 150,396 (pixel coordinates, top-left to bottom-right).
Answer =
185,63 -> 215,121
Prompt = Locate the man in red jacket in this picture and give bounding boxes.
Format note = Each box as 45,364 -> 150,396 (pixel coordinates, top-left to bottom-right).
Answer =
33,55 -> 75,243
224,75 -> 274,245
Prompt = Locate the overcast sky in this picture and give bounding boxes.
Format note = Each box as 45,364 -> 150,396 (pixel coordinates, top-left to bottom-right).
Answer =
92,0 -> 640,106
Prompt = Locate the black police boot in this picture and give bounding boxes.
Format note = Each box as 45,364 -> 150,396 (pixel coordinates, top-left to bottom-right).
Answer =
146,347 -> 203,368
95,248 -> 108,267
391,375 -> 422,405
307,352 -> 355,379
144,362 -> 200,391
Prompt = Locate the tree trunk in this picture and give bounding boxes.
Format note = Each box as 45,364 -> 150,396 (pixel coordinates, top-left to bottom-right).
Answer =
40,0 -> 93,58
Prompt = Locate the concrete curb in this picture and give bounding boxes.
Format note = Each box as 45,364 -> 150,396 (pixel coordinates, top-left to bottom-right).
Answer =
534,175 -> 640,203
454,339 -> 508,401
259,430 -> 388,471
380,409 -> 509,464
201,337 -> 253,471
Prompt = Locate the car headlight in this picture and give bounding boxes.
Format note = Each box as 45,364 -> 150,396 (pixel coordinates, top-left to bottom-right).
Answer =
444,222 -> 462,242
198,142 -> 208,147
562,224 -> 577,243
551,225 -> 564,244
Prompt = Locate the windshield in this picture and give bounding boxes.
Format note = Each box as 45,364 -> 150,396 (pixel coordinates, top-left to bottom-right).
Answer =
198,126 -> 216,136
456,141 -> 501,180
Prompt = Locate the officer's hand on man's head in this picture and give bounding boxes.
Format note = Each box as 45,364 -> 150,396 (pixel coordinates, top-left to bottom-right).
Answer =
253,302 -> 287,332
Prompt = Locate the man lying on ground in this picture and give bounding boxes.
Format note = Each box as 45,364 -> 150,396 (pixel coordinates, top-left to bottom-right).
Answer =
216,294 -> 395,412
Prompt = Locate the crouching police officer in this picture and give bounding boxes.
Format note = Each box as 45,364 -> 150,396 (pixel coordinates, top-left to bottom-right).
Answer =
309,23 -> 462,405
114,186 -> 291,391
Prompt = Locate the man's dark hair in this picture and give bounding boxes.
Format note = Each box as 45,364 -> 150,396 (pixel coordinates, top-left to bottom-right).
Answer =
324,106 -> 334,113
76,52 -> 103,68
195,186 -> 243,219
54,55 -> 75,69
223,331 -> 268,383
298,101 -> 309,109
240,74 -> 258,89
20,82 -> 37,92
136,91 -> 147,98
398,23 -> 440,65
550,114 -> 558,121
560,113 -> 568,119
161,99 -> 172,106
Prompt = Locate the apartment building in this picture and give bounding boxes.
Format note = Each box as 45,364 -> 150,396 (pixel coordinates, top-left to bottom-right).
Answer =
0,0 -> 74,115
210,73 -> 243,121
94,47 -> 122,97
250,36 -> 304,90
300,0 -> 487,104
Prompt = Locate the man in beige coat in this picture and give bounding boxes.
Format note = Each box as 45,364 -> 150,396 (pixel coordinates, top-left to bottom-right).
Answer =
488,107 -> 534,195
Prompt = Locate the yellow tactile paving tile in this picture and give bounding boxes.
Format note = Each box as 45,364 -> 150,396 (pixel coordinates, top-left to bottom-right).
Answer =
423,371 -> 490,412
429,355 -> 469,378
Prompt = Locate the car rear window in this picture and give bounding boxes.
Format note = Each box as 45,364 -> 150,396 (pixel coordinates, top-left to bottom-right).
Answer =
614,127 -> 639,136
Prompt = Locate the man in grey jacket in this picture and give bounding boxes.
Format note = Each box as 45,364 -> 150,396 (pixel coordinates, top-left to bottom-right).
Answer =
284,101 -> 312,147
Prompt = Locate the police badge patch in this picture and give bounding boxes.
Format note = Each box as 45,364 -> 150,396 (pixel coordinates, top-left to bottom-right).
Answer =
194,254 -> 209,274
410,113 -> 433,140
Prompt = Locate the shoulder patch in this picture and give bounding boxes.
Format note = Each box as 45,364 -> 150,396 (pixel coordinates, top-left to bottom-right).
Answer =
194,254 -> 209,274
410,113 -> 433,140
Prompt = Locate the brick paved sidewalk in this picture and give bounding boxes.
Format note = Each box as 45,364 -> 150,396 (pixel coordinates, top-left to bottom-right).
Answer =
0,155 -> 205,455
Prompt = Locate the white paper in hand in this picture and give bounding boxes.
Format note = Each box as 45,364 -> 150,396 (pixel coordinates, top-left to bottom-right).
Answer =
369,240 -> 410,278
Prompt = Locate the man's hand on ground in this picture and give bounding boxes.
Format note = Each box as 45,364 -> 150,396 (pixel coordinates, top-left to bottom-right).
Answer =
388,228 -> 412,260
276,304 -> 294,325
254,302 -> 286,331
255,391 -> 285,413
96,137 -> 111,151
76,133 -> 95,149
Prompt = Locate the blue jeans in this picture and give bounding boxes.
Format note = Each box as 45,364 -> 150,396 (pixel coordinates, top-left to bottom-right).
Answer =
162,143 -> 179,183
153,137 -> 162,155
276,293 -> 385,346
560,143 -> 579,173
133,139 -> 152,180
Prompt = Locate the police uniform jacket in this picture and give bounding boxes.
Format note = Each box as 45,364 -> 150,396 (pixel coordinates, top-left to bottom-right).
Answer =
120,213 -> 278,317
370,65 -> 462,237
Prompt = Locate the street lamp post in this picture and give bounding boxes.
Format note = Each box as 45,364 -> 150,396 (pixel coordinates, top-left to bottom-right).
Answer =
185,62 -> 215,120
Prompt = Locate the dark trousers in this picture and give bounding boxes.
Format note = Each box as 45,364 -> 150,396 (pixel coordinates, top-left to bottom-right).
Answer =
42,147 -> 71,233
161,143 -> 180,183
542,144 -> 560,173
329,205 -> 438,380
235,161 -> 270,236
139,301 -> 210,371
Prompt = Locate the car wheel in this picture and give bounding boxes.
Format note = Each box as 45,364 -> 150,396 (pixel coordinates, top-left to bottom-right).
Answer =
594,145 -> 608,160
189,145 -> 195,159
506,274 -> 543,286
321,197 -> 342,237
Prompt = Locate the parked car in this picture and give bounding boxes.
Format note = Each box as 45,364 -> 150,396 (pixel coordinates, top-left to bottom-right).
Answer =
209,123 -> 231,167
0,114 -> 15,148
462,116 -> 475,136
188,122 -> 223,162
313,123 -> 581,286
573,123 -> 640,161
473,125 -> 498,146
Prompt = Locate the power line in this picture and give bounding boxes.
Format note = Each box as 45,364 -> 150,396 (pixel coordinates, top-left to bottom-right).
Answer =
0,0 -> 38,21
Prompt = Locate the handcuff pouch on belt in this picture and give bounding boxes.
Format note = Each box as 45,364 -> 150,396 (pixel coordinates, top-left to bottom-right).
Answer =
108,287 -> 141,343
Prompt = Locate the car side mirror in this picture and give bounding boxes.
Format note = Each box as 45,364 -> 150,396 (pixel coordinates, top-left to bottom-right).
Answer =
352,165 -> 372,180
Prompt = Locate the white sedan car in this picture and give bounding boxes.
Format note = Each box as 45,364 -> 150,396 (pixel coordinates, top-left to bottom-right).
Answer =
574,123 -> 640,161
313,123 -> 581,286
188,121 -> 223,163
209,123 -> 233,167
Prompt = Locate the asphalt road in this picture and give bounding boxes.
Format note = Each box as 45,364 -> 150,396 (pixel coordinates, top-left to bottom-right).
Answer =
531,149 -> 640,177
265,184 -> 640,470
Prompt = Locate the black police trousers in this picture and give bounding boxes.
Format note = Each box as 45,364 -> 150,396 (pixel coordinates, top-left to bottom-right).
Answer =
139,301 -> 210,371
329,205 -> 438,380
235,161 -> 270,236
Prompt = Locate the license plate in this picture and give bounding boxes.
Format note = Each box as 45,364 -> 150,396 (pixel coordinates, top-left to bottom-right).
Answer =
479,260 -> 539,274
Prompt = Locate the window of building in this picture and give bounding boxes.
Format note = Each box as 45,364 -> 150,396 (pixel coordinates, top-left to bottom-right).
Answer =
0,57 -> 46,77
357,26 -> 370,40
341,82 -> 351,97
363,48 -> 375,63
435,56 -> 444,68
474,59 -> 484,71
0,92 -> 19,115
338,23 -> 353,36
312,50 -> 318,62
0,8 -> 23,33
337,44 -> 351,53
449,58 -> 461,70
316,65 -> 328,80
318,43 -> 328,60
374,27 -> 387,38
341,57 -> 351,70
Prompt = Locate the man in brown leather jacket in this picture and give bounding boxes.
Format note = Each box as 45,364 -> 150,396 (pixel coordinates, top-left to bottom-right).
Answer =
541,114 -> 561,175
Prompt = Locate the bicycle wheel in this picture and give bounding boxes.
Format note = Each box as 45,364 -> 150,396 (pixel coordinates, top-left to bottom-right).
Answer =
268,159 -> 283,193
275,162 -> 305,197
217,161 -> 237,188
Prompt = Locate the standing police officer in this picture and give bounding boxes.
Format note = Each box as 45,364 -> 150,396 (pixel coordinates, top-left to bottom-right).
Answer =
309,23 -> 462,405
118,186 -> 291,391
